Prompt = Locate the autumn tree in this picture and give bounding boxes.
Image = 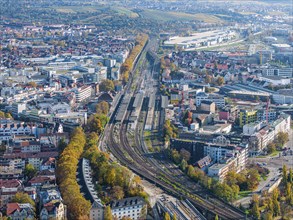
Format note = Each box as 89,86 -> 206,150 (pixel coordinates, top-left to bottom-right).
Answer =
179,149 -> 191,162
96,101 -> 109,115
272,189 -> 280,216
12,192 -> 35,207
251,195 -> 260,220
56,127 -> 91,219
216,76 -> 224,86
99,79 -> 114,92
164,212 -> 171,220
246,169 -> 260,190
276,132 -> 289,147
104,205 -> 113,220
27,81 -> 37,88
267,142 -> 276,154
110,186 -> 124,200
172,213 -> 177,220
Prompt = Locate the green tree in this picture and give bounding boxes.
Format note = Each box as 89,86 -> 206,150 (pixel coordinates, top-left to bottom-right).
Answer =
12,192 -> 35,207
164,212 -> 171,220
58,138 -> 67,152
276,132 -> 289,147
251,202 -> 260,220
289,168 -> 293,183
283,165 -> 287,185
99,79 -> 114,92
24,164 -> 37,180
179,159 -> 188,172
267,142 -> 276,154
215,214 -> 219,220
272,189 -> 280,216
104,205 -> 113,220
96,101 -> 109,115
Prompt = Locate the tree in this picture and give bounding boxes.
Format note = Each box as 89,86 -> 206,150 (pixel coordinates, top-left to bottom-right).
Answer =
164,212 -> 171,220
272,189 -> 280,216
282,165 -> 287,185
58,138 -> 67,152
276,132 -> 289,148
251,202 -> 260,220
215,214 -> 219,220
267,142 -> 276,154
179,149 -> 191,162
179,159 -> 188,172
12,192 -> 35,207
289,168 -> 293,183
24,164 -> 37,180
4,112 -> 12,119
246,169 -> 260,190
216,76 -> 224,86
205,75 -> 212,84
104,205 -> 113,220
99,79 -> 114,92
27,81 -> 37,88
121,217 -> 132,220
172,213 -> 177,220
96,101 -> 109,115
110,186 -> 124,200
264,211 -> 273,220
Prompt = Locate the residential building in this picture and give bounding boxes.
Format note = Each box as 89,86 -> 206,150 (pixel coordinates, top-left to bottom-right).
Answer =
238,109 -> 257,127
72,85 -> 92,103
6,203 -> 35,220
40,201 -> 66,220
90,200 -> 104,220
11,103 -> 26,118
110,196 -> 147,220
196,92 -> 225,108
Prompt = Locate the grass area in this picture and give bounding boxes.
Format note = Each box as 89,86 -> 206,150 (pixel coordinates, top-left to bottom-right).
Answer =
238,190 -> 252,198
144,131 -> 153,150
112,6 -> 139,18
256,150 -> 281,158
139,9 -> 224,23
261,174 -> 268,181
52,6 -> 99,13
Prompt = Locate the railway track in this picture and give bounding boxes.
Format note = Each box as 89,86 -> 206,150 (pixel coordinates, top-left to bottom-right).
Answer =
107,116 -> 247,220
104,39 -> 248,220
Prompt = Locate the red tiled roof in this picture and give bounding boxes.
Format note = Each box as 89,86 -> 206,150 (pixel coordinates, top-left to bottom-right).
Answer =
6,203 -> 20,215
0,179 -> 22,188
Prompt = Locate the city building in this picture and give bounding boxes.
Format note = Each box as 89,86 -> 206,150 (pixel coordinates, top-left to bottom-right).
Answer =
195,92 -> 225,108
238,109 -> 258,127
110,196 -> 147,220
6,203 -> 35,220
72,85 -> 92,103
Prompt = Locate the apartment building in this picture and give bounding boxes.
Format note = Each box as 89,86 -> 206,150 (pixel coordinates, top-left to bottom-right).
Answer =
72,85 -> 92,103
195,92 -> 225,108
205,136 -> 248,181
238,109 -> 258,127
110,197 -> 147,220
